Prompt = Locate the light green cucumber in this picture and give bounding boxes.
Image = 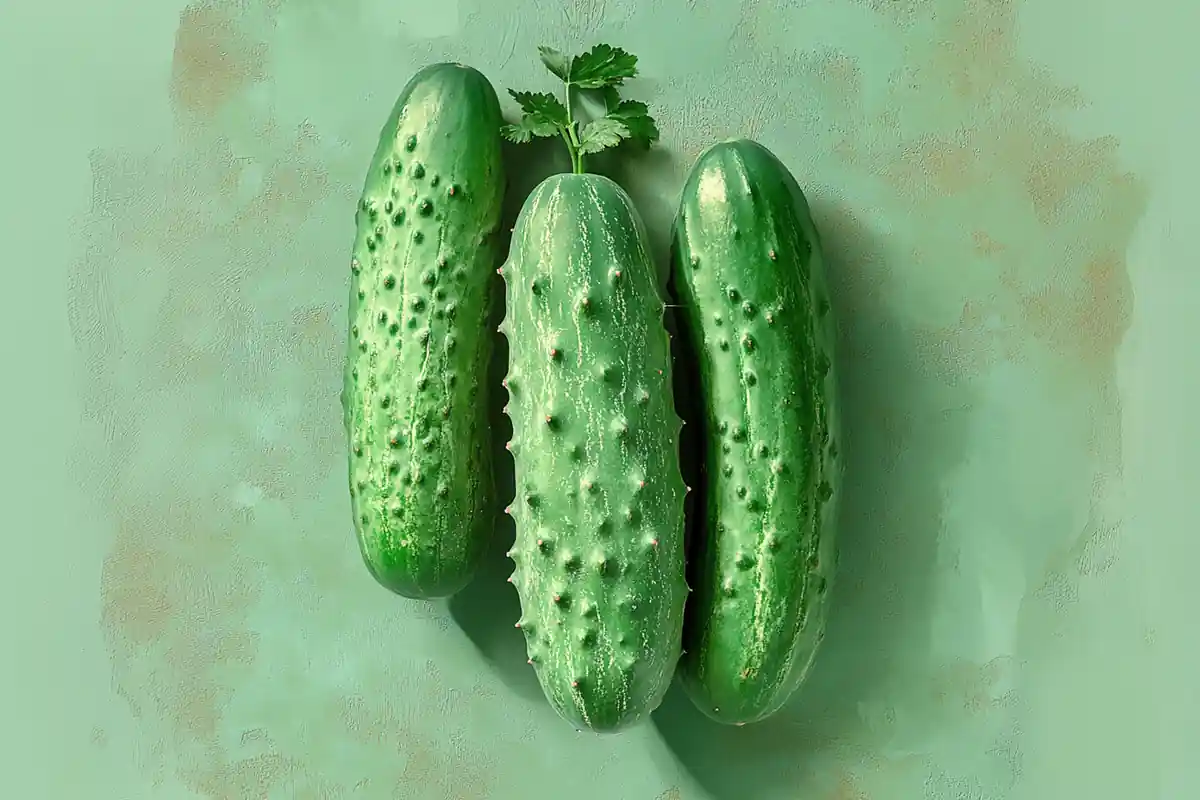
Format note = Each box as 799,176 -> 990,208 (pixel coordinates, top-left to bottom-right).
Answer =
343,62 -> 505,599
671,138 -> 843,725
500,174 -> 688,732
499,172 -> 686,734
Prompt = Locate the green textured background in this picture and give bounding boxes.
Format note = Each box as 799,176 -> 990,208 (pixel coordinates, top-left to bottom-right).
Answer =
2,0 -> 1196,797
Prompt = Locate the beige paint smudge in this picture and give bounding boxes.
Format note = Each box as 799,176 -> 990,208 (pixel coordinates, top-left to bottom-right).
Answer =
68,0 -> 489,795
339,668 -> 498,799
779,0 -> 1141,484
70,0 -> 534,783
827,772 -> 870,800
169,1 -> 267,118
809,0 -> 1144,776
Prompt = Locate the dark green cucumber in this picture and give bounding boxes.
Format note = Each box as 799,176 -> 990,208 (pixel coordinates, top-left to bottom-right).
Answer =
501,174 -> 688,732
343,63 -> 505,599
671,139 -> 842,725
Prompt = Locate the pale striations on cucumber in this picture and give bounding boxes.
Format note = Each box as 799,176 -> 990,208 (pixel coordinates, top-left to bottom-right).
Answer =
499,44 -> 687,733
343,62 -> 506,599
670,138 -> 843,725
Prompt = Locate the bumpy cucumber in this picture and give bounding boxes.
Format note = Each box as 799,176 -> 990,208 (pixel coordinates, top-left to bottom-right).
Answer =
670,139 -> 842,725
343,63 -> 505,599
501,174 -> 688,732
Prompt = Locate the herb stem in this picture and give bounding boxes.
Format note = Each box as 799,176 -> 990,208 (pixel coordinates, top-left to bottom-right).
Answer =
559,129 -> 578,174
563,83 -> 584,174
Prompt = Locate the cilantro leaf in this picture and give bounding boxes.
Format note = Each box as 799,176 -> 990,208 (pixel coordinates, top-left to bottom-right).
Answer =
507,90 -> 569,127
501,117 -> 557,144
606,100 -> 660,147
507,43 -> 657,172
537,46 -> 572,82
500,123 -> 532,144
597,86 -> 621,112
578,117 -> 631,154
502,89 -> 569,143
569,44 -> 638,89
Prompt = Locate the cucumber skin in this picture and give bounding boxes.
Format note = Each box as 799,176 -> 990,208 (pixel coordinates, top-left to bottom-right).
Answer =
343,63 -> 505,599
500,173 -> 688,733
670,139 -> 842,725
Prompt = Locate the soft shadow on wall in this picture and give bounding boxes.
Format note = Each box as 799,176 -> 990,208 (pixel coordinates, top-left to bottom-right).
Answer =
635,0 -> 1149,795
649,194 -> 973,800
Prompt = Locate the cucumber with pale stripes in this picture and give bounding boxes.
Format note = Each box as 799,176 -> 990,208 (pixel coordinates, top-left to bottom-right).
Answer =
343,62 -> 505,599
498,43 -> 687,732
670,138 -> 843,725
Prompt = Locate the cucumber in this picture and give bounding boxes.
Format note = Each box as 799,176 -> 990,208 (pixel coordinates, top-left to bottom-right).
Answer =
670,139 -> 842,725
501,173 -> 688,732
343,62 -> 505,599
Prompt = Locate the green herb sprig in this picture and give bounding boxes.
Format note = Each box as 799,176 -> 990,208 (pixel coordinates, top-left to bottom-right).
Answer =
502,44 -> 661,175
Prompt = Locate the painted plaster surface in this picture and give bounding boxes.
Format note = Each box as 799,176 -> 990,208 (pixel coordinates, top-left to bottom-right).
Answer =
2,0 -> 1197,797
